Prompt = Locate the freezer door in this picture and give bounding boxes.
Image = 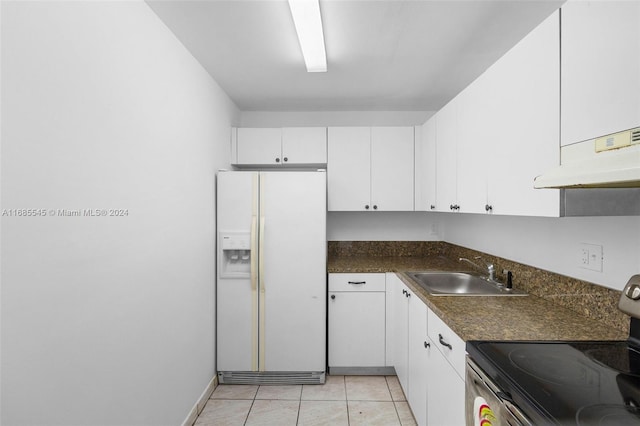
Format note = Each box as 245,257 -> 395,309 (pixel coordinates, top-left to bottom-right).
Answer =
217,171 -> 259,372
259,171 -> 327,372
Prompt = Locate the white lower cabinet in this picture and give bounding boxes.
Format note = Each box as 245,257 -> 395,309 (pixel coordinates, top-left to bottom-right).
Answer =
387,273 -> 466,426
427,309 -> 466,426
407,294 -> 428,426
328,273 -> 386,369
386,273 -> 409,388
426,338 -> 466,426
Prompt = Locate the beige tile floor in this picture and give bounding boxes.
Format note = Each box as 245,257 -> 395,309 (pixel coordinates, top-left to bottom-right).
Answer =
194,375 -> 417,426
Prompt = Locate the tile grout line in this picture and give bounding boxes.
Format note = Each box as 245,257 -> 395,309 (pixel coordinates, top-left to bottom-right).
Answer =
344,376 -> 351,426
295,384 -> 302,426
242,386 -> 258,426
386,376 -> 401,425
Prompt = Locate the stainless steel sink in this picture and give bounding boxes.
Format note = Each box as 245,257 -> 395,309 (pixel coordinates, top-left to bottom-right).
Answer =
405,271 -> 527,296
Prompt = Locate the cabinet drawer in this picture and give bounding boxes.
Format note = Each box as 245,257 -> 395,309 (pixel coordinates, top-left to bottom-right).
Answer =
328,273 -> 385,292
427,309 -> 465,380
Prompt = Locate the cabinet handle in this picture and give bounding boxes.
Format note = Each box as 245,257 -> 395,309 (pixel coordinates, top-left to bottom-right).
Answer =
405,292 -> 411,298
438,333 -> 452,350
373,205 -> 378,210
402,289 -> 407,295
365,205 -> 370,210
424,341 -> 430,348
283,157 -> 288,162
330,294 -> 335,300
485,204 -> 493,212
430,205 -> 435,210
275,157 -> 280,163
450,204 -> 454,210
348,281 -> 366,285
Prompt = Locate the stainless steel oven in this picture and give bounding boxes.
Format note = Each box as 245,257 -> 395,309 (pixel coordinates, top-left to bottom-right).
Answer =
465,275 -> 640,425
465,357 -> 531,426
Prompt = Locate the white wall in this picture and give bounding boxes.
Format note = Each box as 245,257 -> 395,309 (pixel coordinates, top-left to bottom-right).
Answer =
239,110 -> 433,127
441,213 -> 640,291
1,2 -> 238,425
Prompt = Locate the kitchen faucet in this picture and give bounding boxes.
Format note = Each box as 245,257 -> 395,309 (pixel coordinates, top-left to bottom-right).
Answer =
459,256 -> 495,281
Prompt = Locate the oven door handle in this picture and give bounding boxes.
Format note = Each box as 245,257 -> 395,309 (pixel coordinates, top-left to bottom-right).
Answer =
496,391 -> 515,404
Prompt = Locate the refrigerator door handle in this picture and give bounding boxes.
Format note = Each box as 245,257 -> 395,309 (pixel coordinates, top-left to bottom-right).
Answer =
259,217 -> 266,371
259,216 -> 265,293
250,214 -> 258,371
259,173 -> 266,372
250,215 -> 258,292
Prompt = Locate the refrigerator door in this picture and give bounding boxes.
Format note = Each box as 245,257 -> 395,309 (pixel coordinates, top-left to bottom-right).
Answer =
259,171 -> 327,372
217,171 -> 259,372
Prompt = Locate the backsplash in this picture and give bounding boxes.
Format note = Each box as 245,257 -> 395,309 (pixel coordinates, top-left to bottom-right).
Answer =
328,241 -> 630,333
328,241 -> 447,258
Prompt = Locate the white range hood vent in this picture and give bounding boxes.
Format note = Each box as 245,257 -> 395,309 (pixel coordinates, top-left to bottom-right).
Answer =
534,127 -> 640,189
535,127 -> 640,216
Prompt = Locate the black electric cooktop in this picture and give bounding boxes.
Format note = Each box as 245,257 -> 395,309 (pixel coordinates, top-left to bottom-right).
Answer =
467,340 -> 640,425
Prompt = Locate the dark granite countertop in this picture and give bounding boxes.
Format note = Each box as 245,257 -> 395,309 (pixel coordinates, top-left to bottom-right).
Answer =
328,255 -> 627,342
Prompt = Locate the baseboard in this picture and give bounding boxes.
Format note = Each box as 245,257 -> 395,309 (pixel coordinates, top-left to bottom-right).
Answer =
181,375 -> 218,426
329,366 -> 395,375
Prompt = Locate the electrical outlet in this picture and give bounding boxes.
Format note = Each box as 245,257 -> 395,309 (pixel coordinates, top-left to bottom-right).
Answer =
579,243 -> 603,272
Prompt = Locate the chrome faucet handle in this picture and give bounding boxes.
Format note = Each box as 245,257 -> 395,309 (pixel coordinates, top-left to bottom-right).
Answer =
487,263 -> 495,281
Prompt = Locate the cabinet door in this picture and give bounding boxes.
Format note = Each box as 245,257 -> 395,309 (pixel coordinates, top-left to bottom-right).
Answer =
371,126 -> 415,211
485,11 -> 560,217
385,273 -> 399,368
561,1 -> 640,146
327,127 -> 371,211
426,338 -> 466,426
281,127 -> 327,165
415,120 -> 437,212
236,128 -> 282,165
407,298 -> 428,426
435,101 -> 458,212
328,292 -> 386,367
387,277 -> 410,391
456,82 -> 489,215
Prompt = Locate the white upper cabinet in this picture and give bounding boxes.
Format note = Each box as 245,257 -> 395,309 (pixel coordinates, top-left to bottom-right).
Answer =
235,128 -> 282,165
561,0 -> 640,146
484,10 -> 560,217
328,127 -> 371,211
371,127 -> 415,211
415,119 -> 437,211
457,78 -> 490,215
328,126 -> 414,211
434,99 -> 459,213
232,127 -> 327,166
429,10 -> 560,217
281,127 -> 328,164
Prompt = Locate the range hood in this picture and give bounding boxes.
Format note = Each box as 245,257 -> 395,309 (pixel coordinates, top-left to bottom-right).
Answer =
535,127 -> 640,216
534,127 -> 640,189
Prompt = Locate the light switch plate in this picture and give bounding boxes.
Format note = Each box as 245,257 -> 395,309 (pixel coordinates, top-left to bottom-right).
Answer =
579,243 -> 603,272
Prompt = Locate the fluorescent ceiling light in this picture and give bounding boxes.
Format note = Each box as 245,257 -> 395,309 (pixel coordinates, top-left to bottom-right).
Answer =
288,0 -> 327,72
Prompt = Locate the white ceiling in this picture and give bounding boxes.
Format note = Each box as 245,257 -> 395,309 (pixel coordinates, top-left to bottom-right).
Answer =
147,0 -> 563,112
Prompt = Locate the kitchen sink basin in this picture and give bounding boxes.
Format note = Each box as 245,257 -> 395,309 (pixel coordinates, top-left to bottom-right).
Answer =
405,271 -> 527,296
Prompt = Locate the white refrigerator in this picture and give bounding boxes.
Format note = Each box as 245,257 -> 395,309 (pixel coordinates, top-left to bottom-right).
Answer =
216,170 -> 327,384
